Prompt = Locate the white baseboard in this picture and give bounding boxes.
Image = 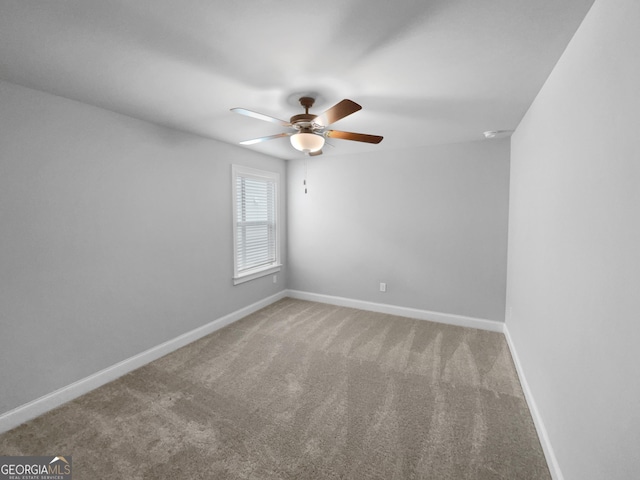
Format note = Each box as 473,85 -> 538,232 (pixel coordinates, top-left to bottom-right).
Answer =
0,290 -> 287,435
503,325 -> 564,480
285,289 -> 504,333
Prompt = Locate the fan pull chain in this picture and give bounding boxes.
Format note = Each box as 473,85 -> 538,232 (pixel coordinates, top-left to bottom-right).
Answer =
304,158 -> 308,194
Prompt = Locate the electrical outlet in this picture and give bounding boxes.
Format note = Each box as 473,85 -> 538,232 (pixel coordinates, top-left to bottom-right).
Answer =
379,282 -> 387,292
273,274 -> 277,284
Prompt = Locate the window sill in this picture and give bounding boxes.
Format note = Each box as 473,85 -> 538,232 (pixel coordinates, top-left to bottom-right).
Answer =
233,264 -> 281,285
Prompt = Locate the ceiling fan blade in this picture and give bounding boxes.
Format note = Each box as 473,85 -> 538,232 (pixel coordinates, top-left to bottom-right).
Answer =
313,99 -> 362,127
239,132 -> 292,145
231,108 -> 291,127
325,130 -> 383,144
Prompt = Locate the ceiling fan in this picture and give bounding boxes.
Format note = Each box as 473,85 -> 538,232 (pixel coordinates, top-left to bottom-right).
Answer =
231,97 -> 383,156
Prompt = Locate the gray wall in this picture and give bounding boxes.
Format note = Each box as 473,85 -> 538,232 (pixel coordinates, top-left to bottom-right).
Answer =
505,0 -> 640,478
0,81 -> 287,414
288,139 -> 510,321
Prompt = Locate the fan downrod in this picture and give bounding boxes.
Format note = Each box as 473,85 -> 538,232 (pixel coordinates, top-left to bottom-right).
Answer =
290,97 -> 318,128
299,96 -> 315,113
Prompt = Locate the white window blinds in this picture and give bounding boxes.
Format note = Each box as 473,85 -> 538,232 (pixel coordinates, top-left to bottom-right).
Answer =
232,165 -> 280,284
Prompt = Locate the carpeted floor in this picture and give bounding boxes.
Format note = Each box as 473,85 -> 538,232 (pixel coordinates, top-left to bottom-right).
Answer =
0,298 -> 550,479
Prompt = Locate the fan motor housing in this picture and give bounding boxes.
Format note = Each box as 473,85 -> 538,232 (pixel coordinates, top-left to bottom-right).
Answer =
290,113 -> 318,130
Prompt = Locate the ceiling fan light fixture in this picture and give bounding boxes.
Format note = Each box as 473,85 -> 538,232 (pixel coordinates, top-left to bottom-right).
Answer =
233,98 -> 382,156
290,132 -> 325,153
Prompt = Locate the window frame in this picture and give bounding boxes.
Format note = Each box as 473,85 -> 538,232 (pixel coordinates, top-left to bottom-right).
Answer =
231,164 -> 281,285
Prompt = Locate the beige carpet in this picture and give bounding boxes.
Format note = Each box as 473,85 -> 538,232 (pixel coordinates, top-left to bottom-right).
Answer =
0,298 -> 550,479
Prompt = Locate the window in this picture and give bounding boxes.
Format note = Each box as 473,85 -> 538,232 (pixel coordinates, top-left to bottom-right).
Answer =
232,165 -> 280,285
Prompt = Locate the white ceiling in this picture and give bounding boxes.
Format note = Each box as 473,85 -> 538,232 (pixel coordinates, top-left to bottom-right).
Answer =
0,0 -> 594,160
